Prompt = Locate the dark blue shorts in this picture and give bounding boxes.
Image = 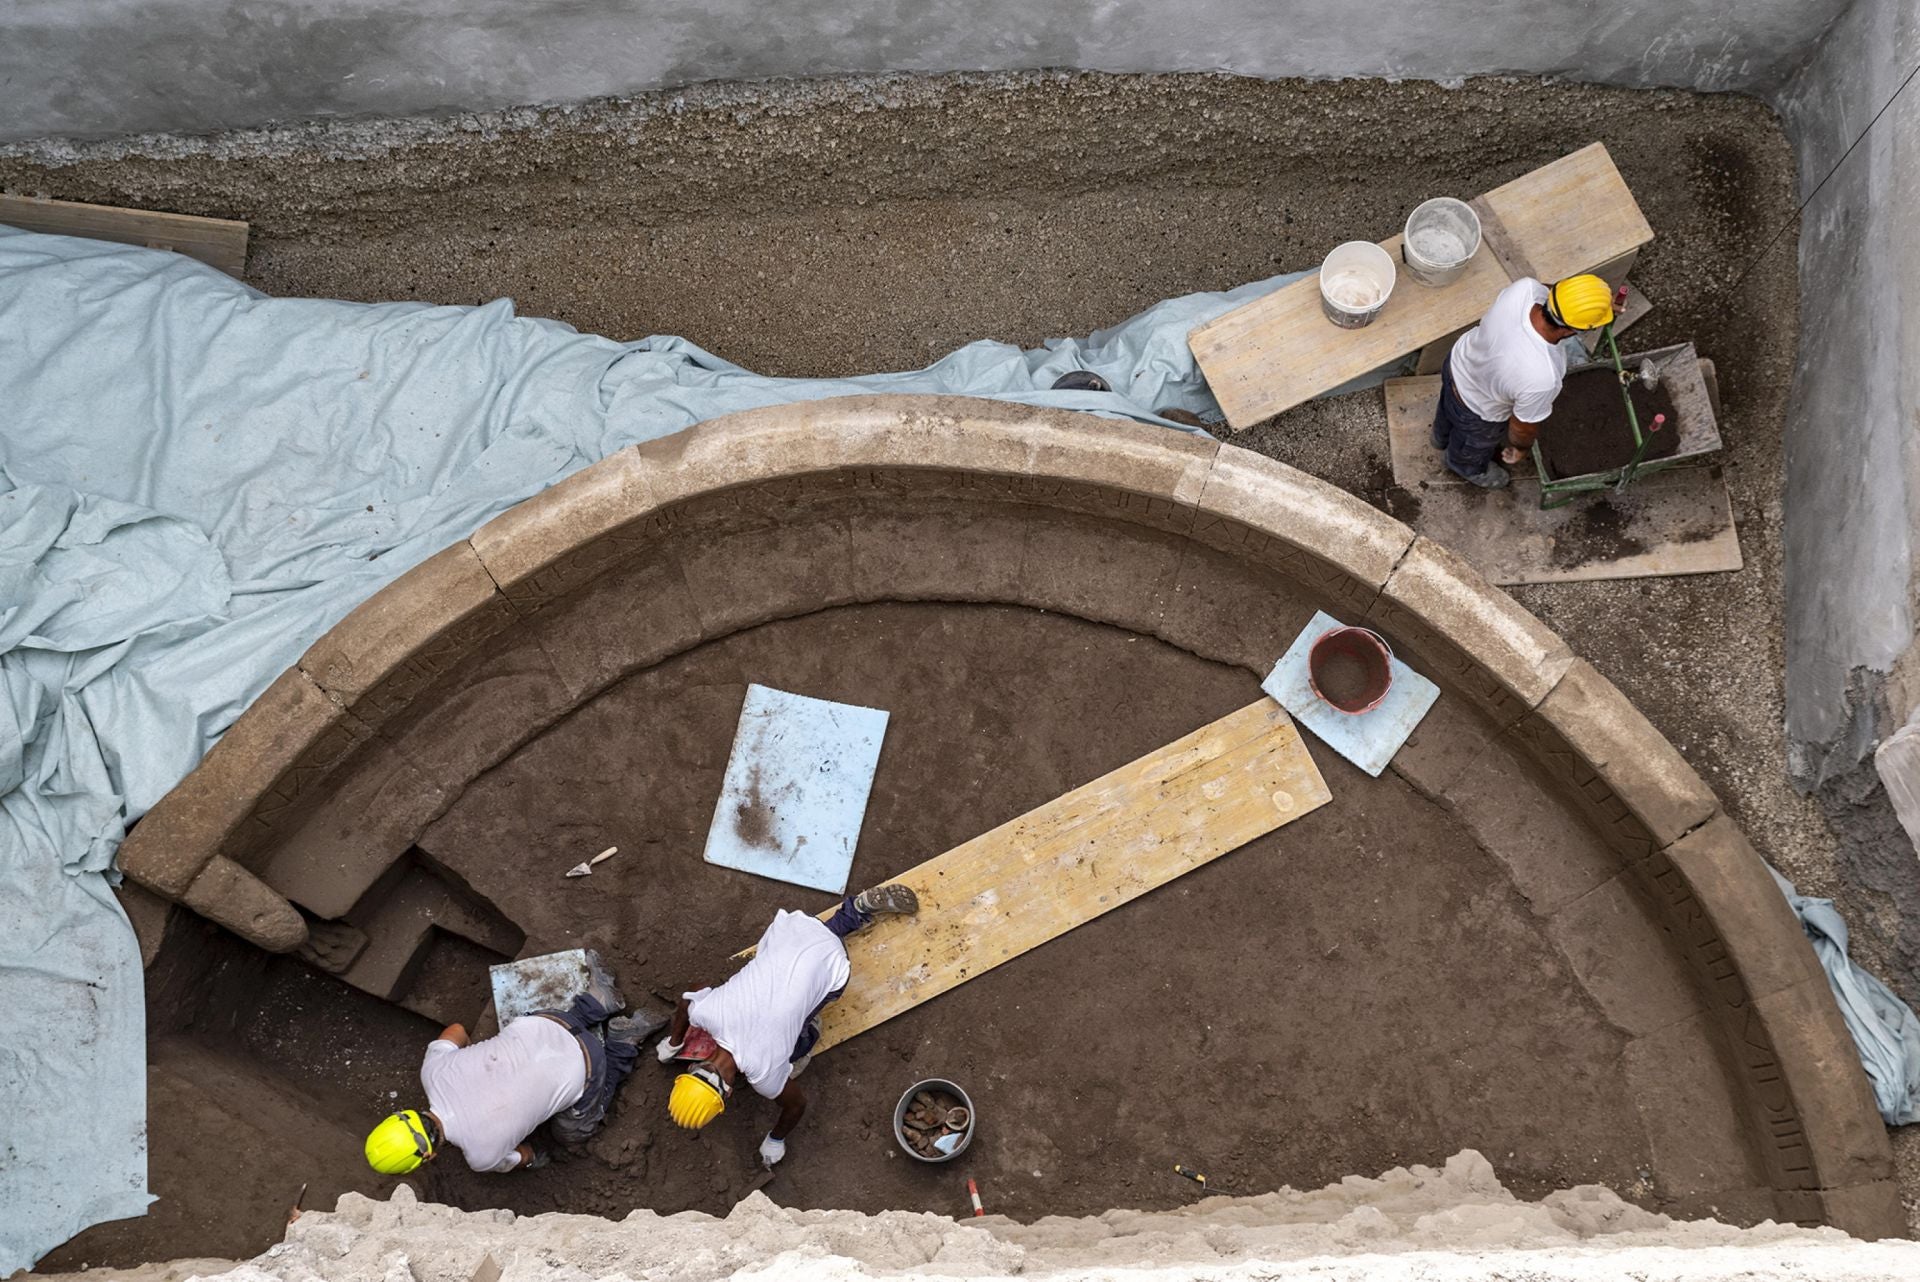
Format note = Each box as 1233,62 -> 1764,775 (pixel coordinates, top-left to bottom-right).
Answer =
538,992 -> 638,1146
1433,357 -> 1511,478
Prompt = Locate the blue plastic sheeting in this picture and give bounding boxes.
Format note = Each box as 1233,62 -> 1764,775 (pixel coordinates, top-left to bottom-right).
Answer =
0,227 -> 1350,1271
1771,868 -> 1920,1126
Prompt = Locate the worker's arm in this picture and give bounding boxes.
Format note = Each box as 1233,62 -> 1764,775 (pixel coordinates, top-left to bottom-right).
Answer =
437,1023 -> 471,1047
1505,414 -> 1540,450
667,996 -> 692,1044
770,1081 -> 807,1140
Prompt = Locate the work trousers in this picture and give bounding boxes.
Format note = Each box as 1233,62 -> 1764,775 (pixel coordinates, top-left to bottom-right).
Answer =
1432,357 -> 1511,479
787,896 -> 868,1063
539,992 -> 639,1147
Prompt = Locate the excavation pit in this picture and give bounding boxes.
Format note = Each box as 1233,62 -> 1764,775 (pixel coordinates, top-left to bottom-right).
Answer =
22,68 -> 1897,1271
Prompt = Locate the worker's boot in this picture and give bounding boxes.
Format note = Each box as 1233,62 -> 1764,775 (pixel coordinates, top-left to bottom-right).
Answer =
852,883 -> 920,917
607,1008 -> 668,1047
1462,462 -> 1511,490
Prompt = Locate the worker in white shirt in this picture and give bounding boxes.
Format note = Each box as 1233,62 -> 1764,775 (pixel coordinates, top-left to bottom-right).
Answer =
1431,273 -> 1616,489
656,883 -> 921,1166
363,983 -> 650,1176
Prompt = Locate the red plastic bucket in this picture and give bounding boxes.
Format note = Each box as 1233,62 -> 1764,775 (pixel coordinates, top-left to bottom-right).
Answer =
1307,626 -> 1394,715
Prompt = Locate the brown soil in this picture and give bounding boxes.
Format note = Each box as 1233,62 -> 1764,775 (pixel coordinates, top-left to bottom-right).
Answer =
1311,647 -> 1382,709
1539,369 -> 1681,480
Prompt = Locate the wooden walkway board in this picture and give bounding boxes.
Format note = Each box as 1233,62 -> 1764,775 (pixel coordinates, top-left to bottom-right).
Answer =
0,194 -> 249,278
1188,142 -> 1651,429
1187,234 -> 1510,433
806,699 -> 1331,1053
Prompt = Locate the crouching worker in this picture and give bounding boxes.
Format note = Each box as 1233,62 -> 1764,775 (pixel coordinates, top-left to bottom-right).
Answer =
365,986 -> 650,1176
659,884 -> 920,1166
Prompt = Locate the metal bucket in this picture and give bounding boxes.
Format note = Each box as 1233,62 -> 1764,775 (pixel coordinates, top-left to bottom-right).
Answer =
1307,626 -> 1394,715
1401,198 -> 1482,288
1318,241 -> 1396,328
894,1078 -> 976,1163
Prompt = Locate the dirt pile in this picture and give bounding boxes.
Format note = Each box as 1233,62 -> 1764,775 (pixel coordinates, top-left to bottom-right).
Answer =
1539,368 -> 1681,478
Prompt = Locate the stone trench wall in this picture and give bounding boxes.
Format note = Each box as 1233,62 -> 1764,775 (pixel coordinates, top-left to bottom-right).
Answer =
0,0 -> 1852,143
108,396 -> 1903,1236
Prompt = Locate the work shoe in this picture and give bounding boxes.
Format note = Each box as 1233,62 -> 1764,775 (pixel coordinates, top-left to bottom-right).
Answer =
1461,462 -> 1511,490
607,1009 -> 667,1047
853,884 -> 920,917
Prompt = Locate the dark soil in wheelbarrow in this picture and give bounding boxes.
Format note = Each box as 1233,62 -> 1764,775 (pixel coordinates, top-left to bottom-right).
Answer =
1539,368 -> 1680,479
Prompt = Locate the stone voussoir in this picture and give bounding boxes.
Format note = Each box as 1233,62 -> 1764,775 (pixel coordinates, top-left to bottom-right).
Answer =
469,445 -> 657,609
1650,812 -> 1824,1002
298,542 -> 518,727
1750,978 -> 1900,1195
1194,446 -> 1414,594
119,666 -> 371,898
1514,659 -> 1720,849
1367,536 -> 1573,722
181,854 -> 310,954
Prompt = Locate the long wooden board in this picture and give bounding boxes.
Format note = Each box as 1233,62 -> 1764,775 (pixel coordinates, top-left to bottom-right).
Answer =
0,194 -> 249,277
1188,143 -> 1652,429
796,699 -> 1331,1053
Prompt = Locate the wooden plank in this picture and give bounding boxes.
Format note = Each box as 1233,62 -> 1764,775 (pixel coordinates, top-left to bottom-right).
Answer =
800,699 -> 1330,1053
0,194 -> 248,278
1188,142 -> 1653,431
1381,373 -> 1741,585
1188,234 -> 1509,429
1476,143 -> 1652,289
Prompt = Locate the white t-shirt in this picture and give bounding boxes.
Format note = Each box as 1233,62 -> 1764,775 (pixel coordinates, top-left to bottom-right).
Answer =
1448,277 -> 1567,424
420,1016 -> 587,1172
686,910 -> 852,1100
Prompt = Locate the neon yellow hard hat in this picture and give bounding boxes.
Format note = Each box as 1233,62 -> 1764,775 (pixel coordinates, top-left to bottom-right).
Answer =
366,1109 -> 434,1174
1546,274 -> 1616,330
669,1068 -> 728,1129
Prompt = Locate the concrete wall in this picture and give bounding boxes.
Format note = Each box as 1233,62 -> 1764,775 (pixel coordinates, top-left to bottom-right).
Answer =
0,0 -> 1850,143
1775,0 -> 1920,786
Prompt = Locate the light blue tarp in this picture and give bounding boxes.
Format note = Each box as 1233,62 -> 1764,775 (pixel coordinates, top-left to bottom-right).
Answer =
0,226 -> 1330,1271
1772,868 -> 1920,1125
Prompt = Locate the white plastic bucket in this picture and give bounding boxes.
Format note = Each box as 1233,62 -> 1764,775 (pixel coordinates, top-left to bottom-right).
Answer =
1318,241 -> 1396,329
1401,198 -> 1482,287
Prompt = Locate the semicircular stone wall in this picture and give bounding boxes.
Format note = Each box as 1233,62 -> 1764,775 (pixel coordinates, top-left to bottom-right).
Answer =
116,394 -> 1901,1235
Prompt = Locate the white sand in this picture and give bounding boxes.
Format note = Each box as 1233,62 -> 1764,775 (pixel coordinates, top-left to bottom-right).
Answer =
41,1150 -> 1920,1282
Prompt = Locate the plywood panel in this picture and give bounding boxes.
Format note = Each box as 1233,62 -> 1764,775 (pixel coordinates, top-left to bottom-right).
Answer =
791,699 -> 1331,1052
1382,374 -> 1740,586
0,194 -> 248,277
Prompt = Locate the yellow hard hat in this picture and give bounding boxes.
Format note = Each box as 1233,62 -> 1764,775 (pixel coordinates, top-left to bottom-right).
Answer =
669,1068 -> 728,1129
1546,274 -> 1616,330
366,1109 -> 434,1175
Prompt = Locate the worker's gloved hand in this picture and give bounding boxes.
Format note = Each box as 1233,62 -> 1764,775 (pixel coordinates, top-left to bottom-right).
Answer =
656,1036 -> 685,1064
758,1134 -> 787,1167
